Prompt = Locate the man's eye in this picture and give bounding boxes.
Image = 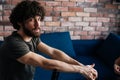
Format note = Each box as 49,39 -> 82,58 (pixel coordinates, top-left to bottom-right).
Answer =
29,18 -> 34,21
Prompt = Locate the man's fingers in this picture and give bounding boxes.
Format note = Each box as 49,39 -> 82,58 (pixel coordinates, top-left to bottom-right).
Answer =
91,63 -> 95,67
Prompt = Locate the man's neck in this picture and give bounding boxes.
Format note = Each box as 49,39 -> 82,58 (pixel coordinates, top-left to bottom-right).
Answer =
17,30 -> 32,42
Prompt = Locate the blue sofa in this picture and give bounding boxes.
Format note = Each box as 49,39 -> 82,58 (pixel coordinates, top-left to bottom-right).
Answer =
0,32 -> 119,80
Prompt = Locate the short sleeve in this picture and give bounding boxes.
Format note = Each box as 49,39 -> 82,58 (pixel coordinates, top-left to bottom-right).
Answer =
5,37 -> 30,59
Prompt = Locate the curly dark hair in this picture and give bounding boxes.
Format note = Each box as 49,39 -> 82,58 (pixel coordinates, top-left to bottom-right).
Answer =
9,0 -> 45,30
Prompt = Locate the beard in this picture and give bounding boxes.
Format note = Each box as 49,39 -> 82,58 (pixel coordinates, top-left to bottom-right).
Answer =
23,25 -> 41,38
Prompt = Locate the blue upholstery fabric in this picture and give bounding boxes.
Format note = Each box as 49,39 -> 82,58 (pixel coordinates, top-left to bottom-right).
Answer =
59,56 -> 115,80
0,32 -> 117,80
34,67 -> 52,80
34,32 -> 76,80
40,32 -> 76,58
96,33 -> 120,67
76,56 -> 115,80
72,40 -> 103,56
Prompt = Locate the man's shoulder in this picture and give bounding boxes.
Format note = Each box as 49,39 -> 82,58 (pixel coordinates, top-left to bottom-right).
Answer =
5,31 -> 23,41
4,32 -> 24,46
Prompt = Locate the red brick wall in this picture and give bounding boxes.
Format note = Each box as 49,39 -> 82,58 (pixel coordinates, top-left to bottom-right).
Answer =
0,0 -> 120,40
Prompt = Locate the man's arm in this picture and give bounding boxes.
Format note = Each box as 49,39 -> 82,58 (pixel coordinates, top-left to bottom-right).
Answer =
17,51 -> 80,72
37,42 -> 84,66
17,41 -> 98,80
17,51 -> 97,80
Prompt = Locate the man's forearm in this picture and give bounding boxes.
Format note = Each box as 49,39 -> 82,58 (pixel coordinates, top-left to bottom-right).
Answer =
52,49 -> 84,66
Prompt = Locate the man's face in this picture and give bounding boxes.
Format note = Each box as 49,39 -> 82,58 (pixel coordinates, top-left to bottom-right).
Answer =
22,16 -> 41,37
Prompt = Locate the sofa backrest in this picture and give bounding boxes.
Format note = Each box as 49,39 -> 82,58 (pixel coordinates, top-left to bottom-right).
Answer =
39,31 -> 76,58
96,33 -> 120,68
72,40 -> 103,56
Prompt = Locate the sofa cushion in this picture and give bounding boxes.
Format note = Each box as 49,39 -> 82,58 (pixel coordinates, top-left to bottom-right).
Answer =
76,56 -> 115,80
40,32 -> 76,58
96,33 -> 120,67
34,67 -> 52,80
59,56 -> 115,80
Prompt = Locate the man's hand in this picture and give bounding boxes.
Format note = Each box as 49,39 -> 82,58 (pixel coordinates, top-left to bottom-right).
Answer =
81,64 -> 98,80
114,64 -> 120,75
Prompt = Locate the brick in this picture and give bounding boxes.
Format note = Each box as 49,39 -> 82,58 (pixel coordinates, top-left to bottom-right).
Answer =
105,4 -> 118,9
68,17 -> 82,21
74,31 -> 88,35
76,12 -> 90,17
62,2 -> 76,7
54,7 -> 68,11
3,10 -> 11,16
90,13 -> 103,17
11,0 -> 23,5
5,25 -> 14,31
81,35 -> 94,39
97,17 -> 110,22
96,27 -> 109,31
38,1 -> 46,6
83,17 -> 96,21
45,7 -> 53,11
71,36 -> 80,40
70,0 -> 84,2
46,11 -> 61,17
95,35 -> 105,39
84,8 -> 97,13
52,27 -> 68,32
90,22 -> 102,27
0,16 -> 2,21
0,5 -> 2,11
59,17 -> 68,21
0,31 -> 4,36
88,31 -> 101,35
0,36 -> 4,41
118,5 -> 120,9
41,27 -> 53,32
83,26 -> 95,31
5,0 -> 11,4
68,26 -> 81,31
85,0 -> 98,3
45,22 -> 60,27
0,12 -> 2,15
69,7 -> 83,12
44,17 -> 52,21
0,25 -> 3,30
55,0 -> 69,1
3,31 -> 12,37
3,15 -> 9,21
61,22 -> 74,27
46,2 -> 61,6
53,17 -> 60,21
108,14 -> 116,18
69,31 -> 73,36
75,22 -> 89,26
61,12 -> 76,17
3,5 -> 14,10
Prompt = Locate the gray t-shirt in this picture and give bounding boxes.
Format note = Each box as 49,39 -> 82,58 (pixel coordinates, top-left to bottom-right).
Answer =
0,31 -> 40,80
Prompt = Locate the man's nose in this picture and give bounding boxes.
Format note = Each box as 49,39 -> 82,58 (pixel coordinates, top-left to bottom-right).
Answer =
34,20 -> 40,27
